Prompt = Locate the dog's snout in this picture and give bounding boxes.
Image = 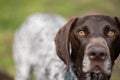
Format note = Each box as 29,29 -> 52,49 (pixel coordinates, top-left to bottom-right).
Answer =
85,37 -> 109,61
88,46 -> 107,60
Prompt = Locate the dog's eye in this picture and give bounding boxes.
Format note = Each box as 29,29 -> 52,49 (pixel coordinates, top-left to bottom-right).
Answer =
78,30 -> 86,37
107,30 -> 115,37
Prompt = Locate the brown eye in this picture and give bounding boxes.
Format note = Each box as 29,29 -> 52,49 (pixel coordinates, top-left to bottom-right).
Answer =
78,30 -> 86,37
107,30 -> 115,37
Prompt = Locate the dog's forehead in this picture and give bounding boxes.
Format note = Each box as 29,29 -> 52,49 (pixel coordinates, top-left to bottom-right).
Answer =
83,15 -> 112,20
81,15 -> 113,26
75,15 -> 116,31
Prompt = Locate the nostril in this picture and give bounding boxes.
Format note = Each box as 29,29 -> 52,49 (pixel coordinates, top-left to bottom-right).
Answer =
89,52 -> 96,59
99,52 -> 106,60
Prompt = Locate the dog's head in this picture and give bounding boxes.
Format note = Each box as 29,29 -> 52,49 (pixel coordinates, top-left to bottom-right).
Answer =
55,15 -> 120,80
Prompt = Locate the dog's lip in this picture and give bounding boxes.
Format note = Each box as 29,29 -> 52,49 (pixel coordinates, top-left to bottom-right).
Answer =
84,66 -> 104,74
90,66 -> 102,74
83,65 -> 112,77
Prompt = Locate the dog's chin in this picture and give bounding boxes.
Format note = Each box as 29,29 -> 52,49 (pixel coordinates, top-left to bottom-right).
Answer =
83,66 -> 111,80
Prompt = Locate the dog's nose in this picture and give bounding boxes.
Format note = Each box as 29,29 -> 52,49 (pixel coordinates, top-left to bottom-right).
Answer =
88,46 -> 107,60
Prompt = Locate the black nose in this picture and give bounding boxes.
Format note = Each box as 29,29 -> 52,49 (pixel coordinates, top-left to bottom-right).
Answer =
88,46 -> 107,60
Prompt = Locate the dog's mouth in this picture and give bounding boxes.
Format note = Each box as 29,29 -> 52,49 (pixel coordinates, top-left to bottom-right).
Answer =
90,66 -> 103,74
85,71 -> 108,80
81,66 -> 111,80
82,61 -> 112,80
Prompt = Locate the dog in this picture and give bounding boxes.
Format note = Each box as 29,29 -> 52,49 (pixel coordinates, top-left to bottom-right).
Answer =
13,13 -> 73,80
55,15 -> 120,80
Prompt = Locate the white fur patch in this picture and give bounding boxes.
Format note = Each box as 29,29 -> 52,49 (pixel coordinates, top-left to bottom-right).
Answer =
82,55 -> 91,73
13,13 -> 71,80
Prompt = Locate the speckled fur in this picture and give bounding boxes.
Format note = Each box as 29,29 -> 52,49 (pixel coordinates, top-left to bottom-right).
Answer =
13,13 -> 71,80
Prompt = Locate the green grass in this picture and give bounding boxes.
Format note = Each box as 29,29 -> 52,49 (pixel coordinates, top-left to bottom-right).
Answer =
0,0 -> 120,79
0,31 -> 15,76
0,0 -> 120,31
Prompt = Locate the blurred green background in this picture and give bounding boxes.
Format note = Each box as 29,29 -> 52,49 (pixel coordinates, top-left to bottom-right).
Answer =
0,0 -> 120,79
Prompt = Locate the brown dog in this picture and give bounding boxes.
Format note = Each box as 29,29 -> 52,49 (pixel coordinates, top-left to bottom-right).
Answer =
55,15 -> 120,80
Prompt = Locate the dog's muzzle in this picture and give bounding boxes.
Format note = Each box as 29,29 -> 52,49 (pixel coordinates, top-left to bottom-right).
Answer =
82,37 -> 112,76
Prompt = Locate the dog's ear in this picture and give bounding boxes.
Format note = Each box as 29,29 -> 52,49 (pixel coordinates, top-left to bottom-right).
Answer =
114,17 -> 120,56
55,17 -> 78,65
115,17 -> 120,27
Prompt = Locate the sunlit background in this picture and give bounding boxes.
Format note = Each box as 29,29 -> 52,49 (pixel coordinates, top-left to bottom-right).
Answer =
0,0 -> 120,79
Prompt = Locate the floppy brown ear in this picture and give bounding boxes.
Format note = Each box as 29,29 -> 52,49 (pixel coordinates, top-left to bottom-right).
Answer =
114,17 -> 120,55
55,17 -> 78,65
115,17 -> 120,27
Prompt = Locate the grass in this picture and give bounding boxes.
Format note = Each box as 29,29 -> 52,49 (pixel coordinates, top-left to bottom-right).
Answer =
0,0 -> 120,31
0,0 -> 120,79
0,31 -> 15,76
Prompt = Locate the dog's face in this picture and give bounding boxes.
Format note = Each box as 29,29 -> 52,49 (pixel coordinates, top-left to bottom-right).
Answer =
55,15 -> 120,80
